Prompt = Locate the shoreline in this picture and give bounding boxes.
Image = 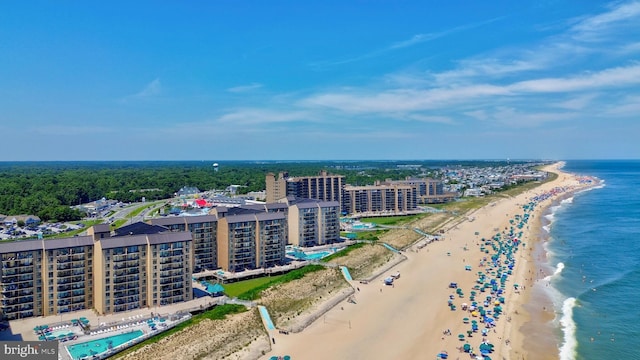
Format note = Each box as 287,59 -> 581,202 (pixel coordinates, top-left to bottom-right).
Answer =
257,161 -> 596,360
517,175 -> 603,360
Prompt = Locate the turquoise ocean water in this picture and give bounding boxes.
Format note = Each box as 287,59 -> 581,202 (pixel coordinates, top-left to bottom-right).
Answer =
542,160 -> 640,360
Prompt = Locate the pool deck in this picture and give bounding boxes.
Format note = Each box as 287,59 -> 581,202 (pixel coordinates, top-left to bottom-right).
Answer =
59,313 -> 191,360
0,294 -> 220,359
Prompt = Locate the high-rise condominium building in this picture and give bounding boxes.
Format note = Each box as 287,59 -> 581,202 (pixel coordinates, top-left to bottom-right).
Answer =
266,171 -> 344,204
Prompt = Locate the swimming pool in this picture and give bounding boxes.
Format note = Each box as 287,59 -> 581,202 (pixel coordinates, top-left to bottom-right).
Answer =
286,249 -> 331,260
66,330 -> 144,360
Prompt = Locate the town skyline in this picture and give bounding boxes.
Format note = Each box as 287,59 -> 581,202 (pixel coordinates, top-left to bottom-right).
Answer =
2,1 -> 639,161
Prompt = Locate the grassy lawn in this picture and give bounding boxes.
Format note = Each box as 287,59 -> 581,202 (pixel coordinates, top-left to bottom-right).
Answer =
237,265 -> 324,300
111,219 -> 127,229
222,275 -> 284,298
359,214 -> 421,226
353,229 -> 388,241
128,201 -> 162,218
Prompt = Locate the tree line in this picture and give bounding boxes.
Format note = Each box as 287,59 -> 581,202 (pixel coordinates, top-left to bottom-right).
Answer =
0,160 -> 517,222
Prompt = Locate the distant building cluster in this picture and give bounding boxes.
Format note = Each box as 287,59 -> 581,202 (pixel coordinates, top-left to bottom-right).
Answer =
266,171 -> 453,216
443,165 -> 548,197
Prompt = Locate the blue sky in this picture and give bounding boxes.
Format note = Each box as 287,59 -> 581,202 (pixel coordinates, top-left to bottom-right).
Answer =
2,1 -> 639,161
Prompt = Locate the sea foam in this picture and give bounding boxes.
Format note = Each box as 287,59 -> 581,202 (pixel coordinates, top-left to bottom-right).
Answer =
543,262 -> 564,282
559,297 -> 578,360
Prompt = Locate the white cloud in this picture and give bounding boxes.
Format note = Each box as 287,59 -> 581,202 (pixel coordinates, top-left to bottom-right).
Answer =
570,1 -> 640,41
551,94 -> 599,110
226,83 -> 264,93
133,78 -> 162,98
489,107 -> 577,127
310,16 -> 505,69
464,110 -> 489,121
216,108 -> 311,125
402,114 -> 454,124
433,58 -> 542,85
618,41 -> 640,54
602,94 -> 640,116
301,85 -> 510,114
510,63 -> 640,93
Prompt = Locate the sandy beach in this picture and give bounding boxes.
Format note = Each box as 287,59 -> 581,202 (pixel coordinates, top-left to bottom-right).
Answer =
260,162 -> 594,360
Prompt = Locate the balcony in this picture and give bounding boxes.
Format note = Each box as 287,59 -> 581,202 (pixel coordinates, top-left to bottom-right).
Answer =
112,275 -> 140,284
113,254 -> 140,263
2,267 -> 34,276
2,274 -> 34,284
159,250 -> 183,258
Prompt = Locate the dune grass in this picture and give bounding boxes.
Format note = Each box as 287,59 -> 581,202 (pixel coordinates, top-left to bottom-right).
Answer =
237,265 -> 325,300
112,304 -> 248,359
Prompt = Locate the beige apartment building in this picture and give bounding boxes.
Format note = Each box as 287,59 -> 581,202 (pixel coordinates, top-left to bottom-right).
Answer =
148,215 -> 218,272
280,197 -> 340,247
266,170 -> 344,203
0,236 -> 95,320
0,224 -> 193,320
216,208 -> 287,272
378,177 -> 455,204
88,225 -> 193,315
341,183 -> 417,215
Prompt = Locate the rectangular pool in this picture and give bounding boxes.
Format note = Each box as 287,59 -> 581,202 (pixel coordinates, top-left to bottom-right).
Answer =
66,330 -> 144,360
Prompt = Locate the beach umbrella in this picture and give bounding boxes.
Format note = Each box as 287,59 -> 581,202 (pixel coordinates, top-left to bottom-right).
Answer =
467,330 -> 473,337
38,335 -> 46,341
463,343 -> 471,352
269,357 -> 279,360
458,334 -> 465,340
463,317 -> 469,323
283,356 -> 291,360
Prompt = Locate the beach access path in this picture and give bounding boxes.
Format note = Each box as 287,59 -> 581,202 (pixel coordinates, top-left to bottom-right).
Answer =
261,162 -> 583,360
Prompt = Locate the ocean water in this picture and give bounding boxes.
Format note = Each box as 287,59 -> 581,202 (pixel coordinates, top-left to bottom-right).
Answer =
542,160 -> 640,360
